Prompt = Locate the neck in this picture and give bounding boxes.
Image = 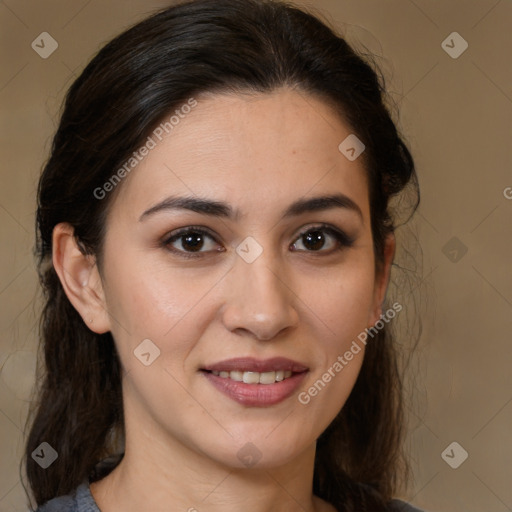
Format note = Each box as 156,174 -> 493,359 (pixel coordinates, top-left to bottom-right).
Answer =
90,415 -> 335,512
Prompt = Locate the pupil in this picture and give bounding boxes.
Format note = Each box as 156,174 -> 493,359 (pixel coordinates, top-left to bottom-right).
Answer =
304,230 -> 324,250
183,233 -> 203,251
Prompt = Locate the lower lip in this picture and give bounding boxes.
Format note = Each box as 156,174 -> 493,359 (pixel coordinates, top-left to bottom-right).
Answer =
202,371 -> 308,407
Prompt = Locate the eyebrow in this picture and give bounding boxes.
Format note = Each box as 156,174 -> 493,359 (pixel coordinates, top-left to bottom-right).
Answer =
139,193 -> 363,222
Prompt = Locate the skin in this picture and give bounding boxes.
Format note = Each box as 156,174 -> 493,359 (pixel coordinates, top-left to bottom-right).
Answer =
53,87 -> 395,512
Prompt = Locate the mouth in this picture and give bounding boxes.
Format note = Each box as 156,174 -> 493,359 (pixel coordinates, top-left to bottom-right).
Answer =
200,357 -> 309,406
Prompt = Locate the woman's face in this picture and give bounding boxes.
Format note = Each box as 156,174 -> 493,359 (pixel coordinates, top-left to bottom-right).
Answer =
89,87 -> 393,469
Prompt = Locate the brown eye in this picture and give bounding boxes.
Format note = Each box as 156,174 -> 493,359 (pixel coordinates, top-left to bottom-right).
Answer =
290,225 -> 355,253
163,227 -> 223,259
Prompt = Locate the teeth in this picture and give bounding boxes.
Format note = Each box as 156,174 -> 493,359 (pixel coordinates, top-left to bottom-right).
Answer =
243,372 -> 260,384
210,369 -> 294,384
259,371 -> 276,385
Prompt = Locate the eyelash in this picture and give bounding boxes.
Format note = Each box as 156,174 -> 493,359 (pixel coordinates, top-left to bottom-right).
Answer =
161,224 -> 355,260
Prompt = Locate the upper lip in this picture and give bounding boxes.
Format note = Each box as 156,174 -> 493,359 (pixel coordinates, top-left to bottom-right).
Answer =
202,357 -> 309,373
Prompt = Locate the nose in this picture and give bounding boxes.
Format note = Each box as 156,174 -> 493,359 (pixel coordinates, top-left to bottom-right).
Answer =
220,247 -> 299,341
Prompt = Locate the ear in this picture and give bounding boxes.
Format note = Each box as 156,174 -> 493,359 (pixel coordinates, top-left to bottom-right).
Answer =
52,222 -> 111,334
368,232 -> 396,326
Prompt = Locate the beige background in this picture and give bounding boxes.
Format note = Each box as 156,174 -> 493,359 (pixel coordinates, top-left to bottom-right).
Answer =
1,1 -> 511,511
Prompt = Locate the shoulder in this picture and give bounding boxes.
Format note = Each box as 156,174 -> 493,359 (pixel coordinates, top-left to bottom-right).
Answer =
35,489 -> 77,512
35,454 -> 121,511
388,498 -> 426,512
35,481 -> 99,512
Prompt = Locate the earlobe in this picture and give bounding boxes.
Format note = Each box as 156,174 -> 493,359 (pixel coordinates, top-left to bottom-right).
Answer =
52,223 -> 111,334
369,232 -> 396,326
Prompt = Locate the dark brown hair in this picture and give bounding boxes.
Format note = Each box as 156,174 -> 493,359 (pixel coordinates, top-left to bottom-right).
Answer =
23,0 -> 419,510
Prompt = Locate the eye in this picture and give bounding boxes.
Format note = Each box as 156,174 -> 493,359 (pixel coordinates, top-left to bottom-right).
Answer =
162,226 -> 223,259
290,224 -> 355,254
162,223 -> 355,260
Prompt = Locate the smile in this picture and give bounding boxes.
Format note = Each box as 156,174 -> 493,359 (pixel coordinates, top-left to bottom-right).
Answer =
201,357 -> 309,406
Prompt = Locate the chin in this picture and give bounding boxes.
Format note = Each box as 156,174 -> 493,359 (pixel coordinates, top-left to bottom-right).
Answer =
200,430 -> 313,471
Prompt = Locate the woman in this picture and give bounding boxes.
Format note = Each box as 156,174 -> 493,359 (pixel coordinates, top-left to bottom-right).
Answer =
23,0 -> 423,510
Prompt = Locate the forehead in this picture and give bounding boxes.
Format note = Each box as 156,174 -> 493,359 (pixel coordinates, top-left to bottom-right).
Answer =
108,87 -> 370,223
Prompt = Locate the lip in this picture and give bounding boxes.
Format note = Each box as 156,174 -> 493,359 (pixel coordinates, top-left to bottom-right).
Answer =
202,371 -> 308,407
201,357 -> 309,407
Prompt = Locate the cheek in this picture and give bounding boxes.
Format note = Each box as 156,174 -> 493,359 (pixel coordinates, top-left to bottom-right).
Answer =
102,261 -> 191,355
293,266 -> 373,430
292,254 -> 374,412
295,256 -> 376,346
